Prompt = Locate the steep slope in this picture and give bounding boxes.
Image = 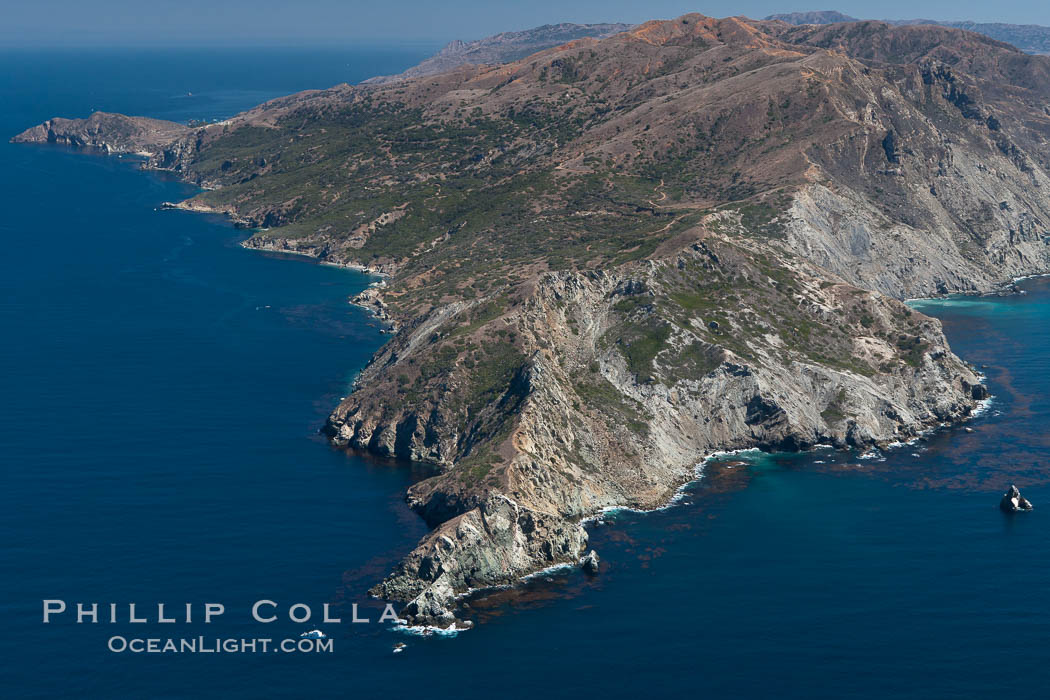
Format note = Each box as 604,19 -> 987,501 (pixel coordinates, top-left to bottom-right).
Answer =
18,14 -> 1050,627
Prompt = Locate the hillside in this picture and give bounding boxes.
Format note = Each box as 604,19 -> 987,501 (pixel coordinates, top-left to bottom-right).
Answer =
363,22 -> 633,84
17,14 -> 1050,628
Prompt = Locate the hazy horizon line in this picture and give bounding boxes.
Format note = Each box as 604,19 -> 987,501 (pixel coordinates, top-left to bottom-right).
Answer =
0,37 -> 450,49
3,11 -> 1050,51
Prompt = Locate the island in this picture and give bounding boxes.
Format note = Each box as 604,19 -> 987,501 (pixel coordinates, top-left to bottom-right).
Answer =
17,14 -> 1050,628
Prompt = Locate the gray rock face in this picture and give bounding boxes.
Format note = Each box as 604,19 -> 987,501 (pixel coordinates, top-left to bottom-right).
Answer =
372,494 -> 588,627
581,550 -> 600,574
1000,484 -> 1034,512
398,574 -> 458,628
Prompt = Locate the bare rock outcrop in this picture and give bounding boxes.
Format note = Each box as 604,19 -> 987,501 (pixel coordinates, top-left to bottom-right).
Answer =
372,494 -> 588,625
1000,484 -> 1034,512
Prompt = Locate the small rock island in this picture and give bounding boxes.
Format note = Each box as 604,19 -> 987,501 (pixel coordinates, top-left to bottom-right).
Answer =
1000,484 -> 1034,512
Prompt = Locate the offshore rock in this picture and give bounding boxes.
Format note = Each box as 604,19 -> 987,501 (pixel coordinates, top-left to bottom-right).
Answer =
581,550 -> 600,575
1000,484 -> 1034,512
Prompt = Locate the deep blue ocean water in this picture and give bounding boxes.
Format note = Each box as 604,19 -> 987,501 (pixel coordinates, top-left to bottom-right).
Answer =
2,47 -> 1050,699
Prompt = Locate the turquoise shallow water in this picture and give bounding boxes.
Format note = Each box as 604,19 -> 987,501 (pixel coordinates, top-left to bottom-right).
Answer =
3,47 -> 1050,699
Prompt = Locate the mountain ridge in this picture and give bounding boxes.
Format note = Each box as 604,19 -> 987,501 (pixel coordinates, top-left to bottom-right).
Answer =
363,22 -> 634,84
767,11 -> 1050,55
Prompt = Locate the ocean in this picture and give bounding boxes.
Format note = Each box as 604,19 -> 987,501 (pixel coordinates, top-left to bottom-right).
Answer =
2,47 -> 1049,699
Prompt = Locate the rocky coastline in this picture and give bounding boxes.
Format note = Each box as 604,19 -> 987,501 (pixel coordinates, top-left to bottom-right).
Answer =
16,14 -> 1050,629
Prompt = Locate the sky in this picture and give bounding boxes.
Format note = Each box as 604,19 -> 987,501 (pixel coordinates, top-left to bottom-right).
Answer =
1,0 -> 1048,46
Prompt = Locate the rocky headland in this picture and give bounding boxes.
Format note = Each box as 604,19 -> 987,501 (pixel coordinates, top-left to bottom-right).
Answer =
12,112 -> 191,154
15,14 -> 1050,628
